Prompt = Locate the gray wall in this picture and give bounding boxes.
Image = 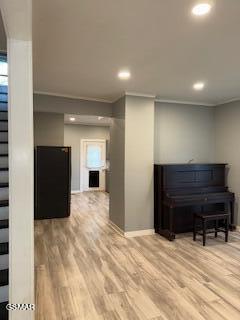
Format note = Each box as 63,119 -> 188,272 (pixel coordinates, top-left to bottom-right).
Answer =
34,93 -> 112,117
109,97 -> 125,230
154,102 -> 215,164
125,96 -> 154,232
109,95 -> 155,232
34,112 -> 64,146
215,101 -> 240,225
64,124 -> 110,191
0,12 -> 6,52
33,95 -> 240,230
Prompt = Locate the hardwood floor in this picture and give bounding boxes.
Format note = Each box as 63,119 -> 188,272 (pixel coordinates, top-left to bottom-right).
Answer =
35,192 -> 240,320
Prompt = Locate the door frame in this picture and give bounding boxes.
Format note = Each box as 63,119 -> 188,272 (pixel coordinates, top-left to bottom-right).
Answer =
80,139 -> 106,192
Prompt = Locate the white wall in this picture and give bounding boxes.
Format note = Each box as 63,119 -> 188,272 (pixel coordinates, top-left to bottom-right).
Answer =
1,1 -> 34,318
215,101 -> 240,225
8,39 -> 34,320
64,124 -> 110,191
154,102 -> 215,164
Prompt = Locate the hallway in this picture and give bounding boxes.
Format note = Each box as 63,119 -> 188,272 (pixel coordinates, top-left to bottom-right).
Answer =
35,192 -> 240,320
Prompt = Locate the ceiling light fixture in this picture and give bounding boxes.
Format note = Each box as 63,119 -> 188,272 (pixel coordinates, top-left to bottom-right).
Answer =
193,82 -> 205,90
192,3 -> 212,16
69,117 -> 76,121
98,116 -> 104,120
118,70 -> 131,80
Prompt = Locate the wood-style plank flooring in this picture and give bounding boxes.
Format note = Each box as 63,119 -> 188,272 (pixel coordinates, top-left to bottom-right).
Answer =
35,192 -> 240,320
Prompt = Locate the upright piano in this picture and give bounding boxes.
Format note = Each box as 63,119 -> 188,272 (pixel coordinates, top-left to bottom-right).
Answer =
154,163 -> 235,241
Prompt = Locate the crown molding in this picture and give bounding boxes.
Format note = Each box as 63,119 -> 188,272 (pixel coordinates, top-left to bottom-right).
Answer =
155,98 -> 215,107
111,92 -> 125,103
33,90 -> 240,107
112,91 -> 156,103
33,90 -> 113,104
215,97 -> 240,106
125,91 -> 156,99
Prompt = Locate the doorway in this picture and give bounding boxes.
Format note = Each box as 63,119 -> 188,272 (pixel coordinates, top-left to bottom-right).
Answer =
80,139 -> 107,192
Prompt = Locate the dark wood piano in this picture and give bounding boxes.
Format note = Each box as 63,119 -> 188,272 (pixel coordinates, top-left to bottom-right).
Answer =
154,163 -> 235,241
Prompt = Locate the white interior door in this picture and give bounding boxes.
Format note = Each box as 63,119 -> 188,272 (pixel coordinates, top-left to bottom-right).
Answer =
81,140 -> 106,191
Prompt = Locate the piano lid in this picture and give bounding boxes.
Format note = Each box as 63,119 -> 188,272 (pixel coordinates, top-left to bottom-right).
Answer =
155,163 -> 227,189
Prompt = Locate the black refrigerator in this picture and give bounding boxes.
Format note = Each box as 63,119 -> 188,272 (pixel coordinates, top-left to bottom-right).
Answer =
35,146 -> 71,219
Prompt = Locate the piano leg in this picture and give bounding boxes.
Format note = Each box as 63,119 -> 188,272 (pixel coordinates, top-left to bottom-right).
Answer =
157,205 -> 176,241
229,200 -> 236,231
158,229 -> 176,241
169,207 -> 176,241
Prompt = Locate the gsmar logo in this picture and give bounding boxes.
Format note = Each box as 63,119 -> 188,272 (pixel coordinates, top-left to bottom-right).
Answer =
6,304 -> 35,311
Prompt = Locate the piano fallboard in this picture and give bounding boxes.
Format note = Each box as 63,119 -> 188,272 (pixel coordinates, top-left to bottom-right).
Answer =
164,191 -> 234,208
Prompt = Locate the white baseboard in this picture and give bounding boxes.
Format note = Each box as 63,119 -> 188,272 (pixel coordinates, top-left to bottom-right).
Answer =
71,190 -> 81,194
124,229 -> 155,238
109,221 -> 155,238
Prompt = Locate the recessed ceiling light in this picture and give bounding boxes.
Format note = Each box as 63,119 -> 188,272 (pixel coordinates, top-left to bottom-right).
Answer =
69,117 -> 75,121
98,116 -> 104,120
118,70 -> 131,80
192,3 -> 212,16
193,82 -> 205,90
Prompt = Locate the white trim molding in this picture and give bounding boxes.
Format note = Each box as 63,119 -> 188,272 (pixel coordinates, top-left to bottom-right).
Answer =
71,190 -> 81,194
34,90 -> 112,104
124,229 -> 155,238
33,91 -> 240,107
215,97 -> 240,106
155,98 -> 215,107
125,91 -> 156,99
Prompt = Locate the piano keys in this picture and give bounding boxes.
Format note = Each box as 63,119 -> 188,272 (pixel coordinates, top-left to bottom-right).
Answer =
154,163 -> 235,241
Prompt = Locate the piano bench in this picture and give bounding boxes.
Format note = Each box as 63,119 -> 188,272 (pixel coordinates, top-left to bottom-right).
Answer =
193,211 -> 230,246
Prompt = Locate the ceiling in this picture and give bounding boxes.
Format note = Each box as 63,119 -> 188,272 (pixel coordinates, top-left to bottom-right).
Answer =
64,114 -> 111,126
33,0 -> 240,105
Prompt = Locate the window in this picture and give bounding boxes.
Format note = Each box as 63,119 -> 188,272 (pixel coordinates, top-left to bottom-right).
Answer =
0,54 -> 8,102
86,145 -> 102,168
0,54 -> 7,85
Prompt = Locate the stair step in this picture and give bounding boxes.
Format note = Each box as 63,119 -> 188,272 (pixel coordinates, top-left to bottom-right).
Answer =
0,114 -> 8,121
0,183 -> 8,188
0,242 -> 8,255
0,269 -> 8,287
0,120 -> 7,122
0,159 -> 8,169
0,301 -> 8,320
0,169 -> 8,172
0,142 -> 7,144
0,220 -> 8,229
0,201 -> 8,208
0,102 -> 8,112
0,206 -> 8,221
0,134 -> 8,139
0,154 -> 8,157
